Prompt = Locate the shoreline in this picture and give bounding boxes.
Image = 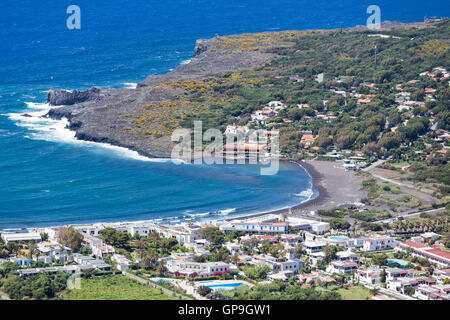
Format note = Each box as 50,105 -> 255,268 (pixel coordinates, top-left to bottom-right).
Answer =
0,159 -> 367,232
3,20 -> 381,231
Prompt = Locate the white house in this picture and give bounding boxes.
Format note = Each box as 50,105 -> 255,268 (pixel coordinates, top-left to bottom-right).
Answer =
415,284 -> 450,300
112,254 -> 132,271
336,250 -> 360,264
362,236 -> 397,251
37,241 -> 72,263
304,241 -> 327,254
326,260 -> 358,275
399,241 -> 450,267
356,268 -> 382,285
165,259 -> 230,277
1,232 -> 42,244
386,268 -> 411,281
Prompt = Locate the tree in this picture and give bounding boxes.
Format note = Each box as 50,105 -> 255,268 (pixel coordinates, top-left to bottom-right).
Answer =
380,268 -> 386,283
269,244 -> 286,259
81,268 -> 97,278
372,254 -> 388,266
322,245 -> 339,263
80,245 -> 92,256
293,244 -> 305,259
241,237 -> 259,255
156,261 -> 168,276
40,233 -> 49,242
329,218 -> 350,230
404,286 -> 415,296
28,241 -> 38,260
242,264 -> 271,280
443,232 -> 450,249
260,239 -> 271,254
211,246 -> 231,262
199,227 -> 225,249
99,228 -> 131,248
57,226 -> 83,252
141,253 -> 158,270
197,285 -> 212,297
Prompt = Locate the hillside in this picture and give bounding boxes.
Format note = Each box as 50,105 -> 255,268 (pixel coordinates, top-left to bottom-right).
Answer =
45,20 -> 449,177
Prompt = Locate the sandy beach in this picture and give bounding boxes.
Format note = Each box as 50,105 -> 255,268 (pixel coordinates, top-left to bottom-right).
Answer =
255,160 -> 368,220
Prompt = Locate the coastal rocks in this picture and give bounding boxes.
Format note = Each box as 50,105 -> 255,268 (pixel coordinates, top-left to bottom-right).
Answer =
193,38 -> 214,57
46,108 -> 73,120
47,87 -> 102,106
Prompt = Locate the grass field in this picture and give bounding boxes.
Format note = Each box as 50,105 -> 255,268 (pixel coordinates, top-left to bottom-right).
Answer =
66,275 -> 179,300
337,285 -> 373,300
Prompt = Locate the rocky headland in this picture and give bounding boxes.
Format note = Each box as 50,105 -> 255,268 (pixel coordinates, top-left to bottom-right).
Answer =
45,20 -> 439,158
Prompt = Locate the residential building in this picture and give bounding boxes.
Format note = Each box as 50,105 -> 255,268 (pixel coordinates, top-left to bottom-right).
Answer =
165,259 -> 230,277
326,260 -> 358,275
399,241 -> 450,267
1,232 -> 42,244
362,236 -> 397,251
356,268 -> 382,285
304,241 -> 326,254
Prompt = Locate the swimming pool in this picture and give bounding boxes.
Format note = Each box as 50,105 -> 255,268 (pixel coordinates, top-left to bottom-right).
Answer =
206,283 -> 245,291
156,278 -> 177,283
198,280 -> 246,290
387,259 -> 409,266
329,236 -> 349,240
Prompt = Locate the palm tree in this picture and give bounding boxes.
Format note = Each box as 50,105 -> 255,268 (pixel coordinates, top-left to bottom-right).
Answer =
136,238 -> 148,259
28,241 -> 38,260
156,261 -> 168,276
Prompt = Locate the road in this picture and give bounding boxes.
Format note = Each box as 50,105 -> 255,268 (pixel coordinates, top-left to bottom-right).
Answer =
379,207 -> 446,224
122,271 -> 194,300
363,284 -> 417,300
362,159 -> 387,172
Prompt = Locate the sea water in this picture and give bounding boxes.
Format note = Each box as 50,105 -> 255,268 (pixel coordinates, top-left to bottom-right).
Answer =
0,0 -> 447,229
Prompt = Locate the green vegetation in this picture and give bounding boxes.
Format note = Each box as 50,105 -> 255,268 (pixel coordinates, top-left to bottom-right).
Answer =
130,20 -> 449,158
0,272 -> 69,300
392,212 -> 449,234
57,226 -> 83,252
240,264 -> 272,280
66,275 -> 177,300
337,285 -> 372,300
221,280 -> 342,300
99,227 -> 131,249
329,218 -> 350,229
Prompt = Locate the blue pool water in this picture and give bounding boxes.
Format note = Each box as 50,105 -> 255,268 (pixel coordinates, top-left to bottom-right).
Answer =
206,283 -> 245,290
387,259 -> 409,266
156,278 -> 176,283
0,1 -> 447,229
329,236 -> 349,240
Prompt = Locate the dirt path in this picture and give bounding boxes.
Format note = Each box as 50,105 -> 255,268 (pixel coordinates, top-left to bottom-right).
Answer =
368,167 -> 438,205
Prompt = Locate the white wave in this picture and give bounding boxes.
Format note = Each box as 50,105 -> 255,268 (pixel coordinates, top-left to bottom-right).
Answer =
5,101 -> 186,164
180,59 -> 192,65
217,208 -> 236,215
122,82 -> 137,89
188,212 -> 210,218
24,102 -> 52,110
294,189 -> 314,198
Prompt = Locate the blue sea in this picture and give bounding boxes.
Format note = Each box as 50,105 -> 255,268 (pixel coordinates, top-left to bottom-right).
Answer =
0,0 -> 448,229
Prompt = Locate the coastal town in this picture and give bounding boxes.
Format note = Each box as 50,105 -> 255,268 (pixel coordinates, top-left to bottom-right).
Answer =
0,170 -> 448,300
1,18 -> 449,302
